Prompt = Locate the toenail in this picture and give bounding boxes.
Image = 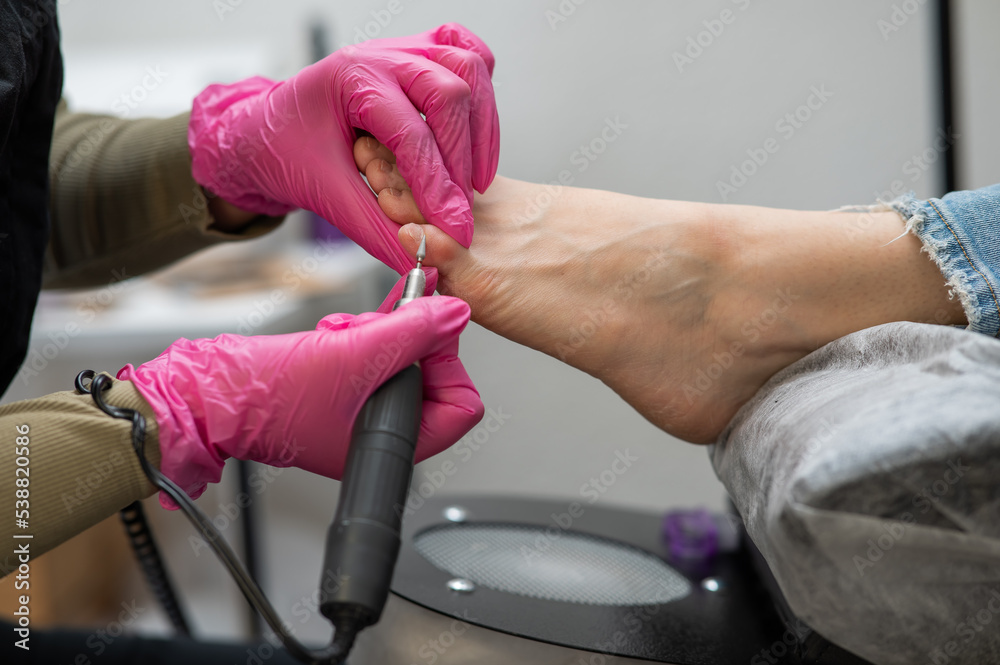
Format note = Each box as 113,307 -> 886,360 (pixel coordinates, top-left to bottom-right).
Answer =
404,224 -> 422,242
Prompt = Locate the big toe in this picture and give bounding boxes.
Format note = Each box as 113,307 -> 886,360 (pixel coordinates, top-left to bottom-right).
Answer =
399,223 -> 464,273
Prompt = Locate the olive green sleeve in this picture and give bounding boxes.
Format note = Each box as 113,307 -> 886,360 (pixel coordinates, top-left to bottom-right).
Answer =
0,377 -> 160,576
45,100 -> 285,289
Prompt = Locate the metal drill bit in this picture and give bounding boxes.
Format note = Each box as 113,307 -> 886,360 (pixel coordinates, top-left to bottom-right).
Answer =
395,228 -> 427,309
415,230 -> 426,269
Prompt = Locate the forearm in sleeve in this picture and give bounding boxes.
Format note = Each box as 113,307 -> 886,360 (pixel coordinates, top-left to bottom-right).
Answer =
0,377 -> 160,576
45,101 -> 284,289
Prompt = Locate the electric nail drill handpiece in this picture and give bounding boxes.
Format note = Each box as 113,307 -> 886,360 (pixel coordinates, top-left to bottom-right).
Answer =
318,233 -> 428,652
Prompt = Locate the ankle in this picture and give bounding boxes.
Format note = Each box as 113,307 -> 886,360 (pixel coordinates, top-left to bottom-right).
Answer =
723,206 -> 965,357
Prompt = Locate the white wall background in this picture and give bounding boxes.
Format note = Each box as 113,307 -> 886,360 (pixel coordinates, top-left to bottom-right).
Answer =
12,0 -> 994,644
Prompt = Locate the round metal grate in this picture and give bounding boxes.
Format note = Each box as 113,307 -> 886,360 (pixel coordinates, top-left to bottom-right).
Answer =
414,523 -> 691,606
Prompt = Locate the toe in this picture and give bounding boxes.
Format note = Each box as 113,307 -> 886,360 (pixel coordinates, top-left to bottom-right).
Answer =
353,135 -> 396,172
399,223 -> 464,272
378,187 -> 425,225
365,158 -> 409,194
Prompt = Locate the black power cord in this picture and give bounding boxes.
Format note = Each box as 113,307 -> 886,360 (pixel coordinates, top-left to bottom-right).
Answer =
74,370 -> 357,665
118,500 -> 191,636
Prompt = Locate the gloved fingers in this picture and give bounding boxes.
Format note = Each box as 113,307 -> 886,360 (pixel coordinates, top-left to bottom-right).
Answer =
350,85 -> 473,248
329,171 -> 417,275
473,95 -> 500,194
376,268 -> 439,314
377,23 -> 495,75
311,297 -> 467,414
413,336 -> 484,462
358,24 -> 499,200
315,312 -> 356,331
414,381 -> 484,463
222,75 -> 417,275
345,311 -> 386,329
395,58 -> 473,207
424,45 -> 499,193
376,283 -> 402,314
430,23 -> 496,76
321,297 -> 470,384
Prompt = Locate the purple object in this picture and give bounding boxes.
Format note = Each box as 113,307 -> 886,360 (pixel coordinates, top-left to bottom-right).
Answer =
307,210 -> 349,244
662,509 -> 719,561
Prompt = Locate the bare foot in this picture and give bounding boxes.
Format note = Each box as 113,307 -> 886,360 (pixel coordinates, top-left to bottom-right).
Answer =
354,137 -> 966,443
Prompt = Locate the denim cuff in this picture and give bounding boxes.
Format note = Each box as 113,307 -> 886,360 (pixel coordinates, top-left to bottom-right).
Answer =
875,186 -> 1000,338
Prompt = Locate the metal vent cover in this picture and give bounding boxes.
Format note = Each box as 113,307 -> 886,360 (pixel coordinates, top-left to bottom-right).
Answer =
414,522 -> 691,606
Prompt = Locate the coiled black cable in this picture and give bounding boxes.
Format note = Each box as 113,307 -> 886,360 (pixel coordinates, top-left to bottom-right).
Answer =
74,370 -> 357,665
118,500 -> 191,636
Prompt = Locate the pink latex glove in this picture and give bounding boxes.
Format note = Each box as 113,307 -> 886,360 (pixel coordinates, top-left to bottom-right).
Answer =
117,297 -> 483,509
188,23 -> 500,279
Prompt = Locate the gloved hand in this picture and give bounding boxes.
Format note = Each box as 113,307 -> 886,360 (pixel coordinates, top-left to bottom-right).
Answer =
188,23 -> 500,277
117,297 -> 483,509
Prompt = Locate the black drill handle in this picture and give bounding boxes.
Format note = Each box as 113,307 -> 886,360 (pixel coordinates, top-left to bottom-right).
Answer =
319,363 -> 422,628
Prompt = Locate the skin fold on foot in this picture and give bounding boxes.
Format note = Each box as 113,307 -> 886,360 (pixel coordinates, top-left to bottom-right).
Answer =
353,136 -> 967,443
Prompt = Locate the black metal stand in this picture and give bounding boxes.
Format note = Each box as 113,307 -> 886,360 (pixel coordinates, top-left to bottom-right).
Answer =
237,459 -> 264,638
936,0 -> 959,193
